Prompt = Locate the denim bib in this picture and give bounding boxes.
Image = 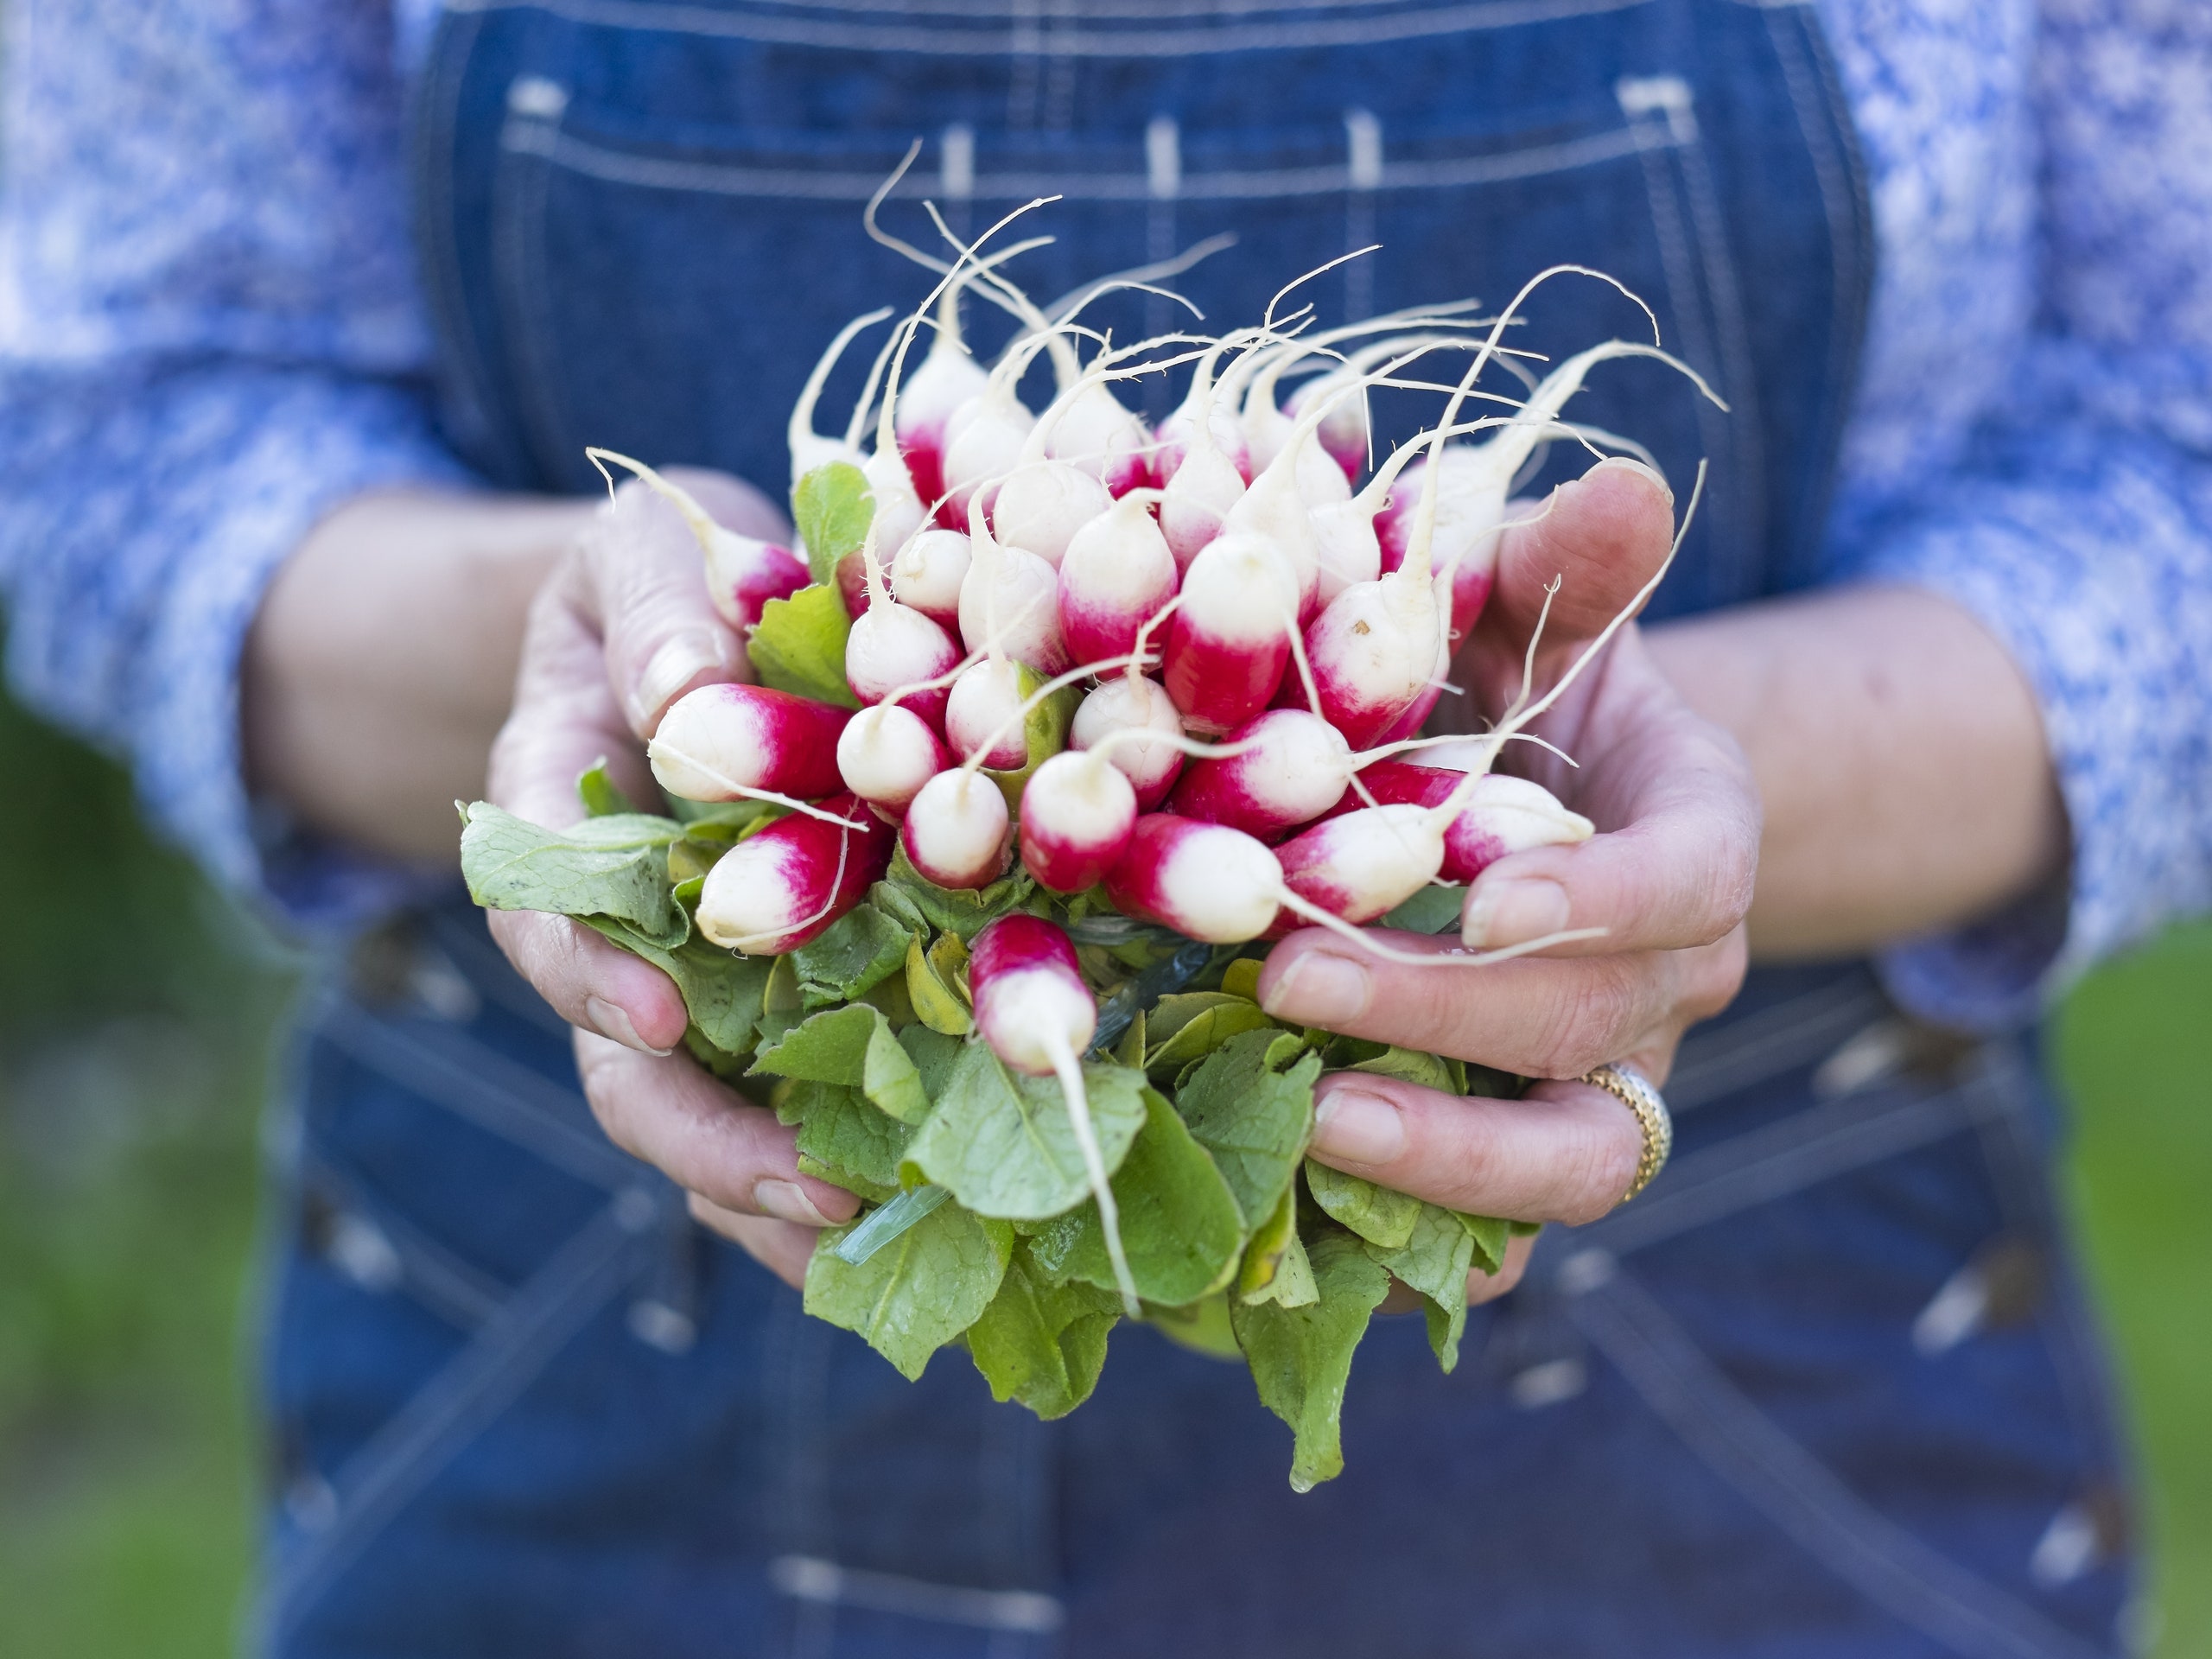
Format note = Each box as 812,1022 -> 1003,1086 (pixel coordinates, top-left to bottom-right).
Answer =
251,5 -> 2135,1654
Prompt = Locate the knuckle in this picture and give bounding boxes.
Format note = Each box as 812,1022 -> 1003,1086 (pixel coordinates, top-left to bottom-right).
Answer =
1532,962 -> 1640,1079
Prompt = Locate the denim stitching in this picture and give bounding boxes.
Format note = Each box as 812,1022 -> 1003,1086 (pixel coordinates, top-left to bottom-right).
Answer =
442,0 -> 1656,56
1668,982 -> 1889,1110
257,1201 -> 658,1648
1570,1265 -> 2116,1659
316,999 -> 637,1189
299,1152 -> 510,1331
495,102 -> 587,488
520,120 -> 1675,204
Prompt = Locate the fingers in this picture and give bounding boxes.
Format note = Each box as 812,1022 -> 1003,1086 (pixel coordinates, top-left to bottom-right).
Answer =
1306,1071 -> 1642,1225
577,479 -> 750,739
486,908 -> 691,1054
574,1032 -> 861,1225
1258,928 -> 1744,1082
689,1194 -> 820,1291
1467,1230 -> 1535,1306
1485,457 -> 1676,653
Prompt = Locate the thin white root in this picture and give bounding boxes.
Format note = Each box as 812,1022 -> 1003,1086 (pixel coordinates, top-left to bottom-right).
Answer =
1045,1031 -> 1141,1319
585,448 -> 726,563
643,741 -> 868,830
1273,888 -> 1608,966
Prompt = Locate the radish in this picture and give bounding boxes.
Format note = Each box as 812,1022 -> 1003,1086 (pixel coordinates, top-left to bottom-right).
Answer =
989,459 -> 1112,569
939,328 -> 1054,524
695,793 -> 894,955
787,308 -> 893,479
1057,489 -> 1178,669
1018,747 -> 1138,893
945,657 -> 1031,770
1306,416 -> 1504,610
899,766 -> 1013,889
956,493 -> 1066,673
1323,762 -> 1592,881
582,450 -> 809,634
1160,529 -> 1300,736
1157,332 -> 1263,568
888,527 -> 972,631
842,529 -> 960,730
894,276 -> 991,518
993,341 -> 1193,563
1071,672 -> 1186,809
1268,803 -> 1448,932
1104,815 -> 1285,944
1042,373 -> 1154,497
968,914 -> 1138,1315
646,683 -> 852,804
836,701 -> 951,817
1165,709 -> 1353,839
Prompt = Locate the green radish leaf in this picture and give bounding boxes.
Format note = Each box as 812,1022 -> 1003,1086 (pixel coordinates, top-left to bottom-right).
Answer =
1379,884 -> 1465,936
791,903 -> 913,1010
749,1004 -> 931,1125
1230,1229 -> 1390,1491
1219,957 -> 1264,1001
1026,1087 -> 1244,1308
575,760 -> 639,818
1455,1210 -> 1512,1276
966,1249 -> 1121,1420
669,796 -> 785,836
903,1044 -> 1147,1220
804,1203 -> 1011,1381
876,845 -> 1039,941
777,1079 -> 912,1201
1143,995 -> 1279,1081
748,582 -> 859,708
1147,1293 -> 1244,1361
1306,1160 -> 1421,1250
1349,1046 -> 1458,1096
896,1023 -> 964,1101
1174,1030 -> 1320,1229
791,461 -> 874,585
579,918 -> 772,1057
1363,1202 -> 1478,1372
1237,1179 -> 1319,1309
903,932 -> 973,1036
461,803 -> 688,944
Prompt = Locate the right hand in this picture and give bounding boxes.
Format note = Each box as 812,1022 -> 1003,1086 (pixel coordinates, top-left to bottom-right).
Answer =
484,468 -> 861,1288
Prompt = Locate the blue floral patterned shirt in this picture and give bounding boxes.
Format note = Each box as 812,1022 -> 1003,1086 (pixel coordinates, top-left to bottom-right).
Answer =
2,0 -> 2208,1031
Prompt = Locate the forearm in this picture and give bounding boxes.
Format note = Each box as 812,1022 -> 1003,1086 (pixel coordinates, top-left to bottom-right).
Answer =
243,489 -> 592,862
1646,585 -> 2065,960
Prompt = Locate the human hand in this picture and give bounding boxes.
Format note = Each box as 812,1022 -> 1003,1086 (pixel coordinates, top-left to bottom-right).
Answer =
482,468 -> 860,1288
1257,459 -> 1759,1306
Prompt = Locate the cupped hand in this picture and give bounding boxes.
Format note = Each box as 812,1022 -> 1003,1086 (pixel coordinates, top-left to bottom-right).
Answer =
484,468 -> 857,1287
1258,458 -> 1760,1306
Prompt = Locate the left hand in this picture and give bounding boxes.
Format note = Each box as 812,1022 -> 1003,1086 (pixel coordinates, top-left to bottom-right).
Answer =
1255,459 -> 1760,1306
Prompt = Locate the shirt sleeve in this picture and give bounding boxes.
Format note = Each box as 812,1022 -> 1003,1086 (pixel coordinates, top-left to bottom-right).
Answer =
1824,0 -> 2212,1032
0,2 -> 474,928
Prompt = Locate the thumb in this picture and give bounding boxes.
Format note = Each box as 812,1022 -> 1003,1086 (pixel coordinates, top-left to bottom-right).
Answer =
1484,456 -> 1676,658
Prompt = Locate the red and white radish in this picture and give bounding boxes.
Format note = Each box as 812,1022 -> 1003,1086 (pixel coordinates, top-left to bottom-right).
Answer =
583,449 -> 809,635
989,459 -> 1112,569
1018,747 -> 1138,893
888,527 -> 971,631
1324,762 -> 1592,882
1103,816 -> 1284,944
894,278 -> 991,518
1160,530 -> 1300,736
696,794 -> 894,955
1165,709 -> 1353,839
899,766 -> 1013,889
1071,672 -> 1186,809
787,308 -> 892,480
836,702 -> 951,817
1057,490 -> 1178,669
646,683 -> 852,804
956,494 -> 1067,674
944,657 -> 1031,770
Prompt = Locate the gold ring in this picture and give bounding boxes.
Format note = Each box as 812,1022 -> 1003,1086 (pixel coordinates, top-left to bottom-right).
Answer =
1580,1061 -> 1672,1205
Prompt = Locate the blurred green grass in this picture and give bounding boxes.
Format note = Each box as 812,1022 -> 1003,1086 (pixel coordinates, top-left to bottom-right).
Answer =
0,684 -> 2203,1656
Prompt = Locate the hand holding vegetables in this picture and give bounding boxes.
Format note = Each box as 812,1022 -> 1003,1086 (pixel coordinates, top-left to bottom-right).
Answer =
465,214 -> 1750,1486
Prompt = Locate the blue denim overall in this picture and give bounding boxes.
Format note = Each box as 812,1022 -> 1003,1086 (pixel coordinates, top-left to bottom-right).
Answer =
256,3 -> 2139,1653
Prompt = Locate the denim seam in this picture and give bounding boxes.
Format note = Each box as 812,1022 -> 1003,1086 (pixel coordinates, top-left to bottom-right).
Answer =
1571,1265 -> 2115,1659
317,1000 -> 637,1189
298,1152 -> 512,1331
257,1199 -> 659,1650
512,116 -> 1680,203
1667,982 -> 1889,1111
441,0 -> 1656,57
495,106 -> 583,488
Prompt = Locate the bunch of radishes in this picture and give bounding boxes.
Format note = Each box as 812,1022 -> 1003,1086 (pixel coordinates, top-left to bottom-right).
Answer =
578,217 -> 1706,1327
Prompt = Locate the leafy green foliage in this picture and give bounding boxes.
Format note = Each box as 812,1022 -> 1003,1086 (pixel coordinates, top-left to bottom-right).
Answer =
747,583 -> 859,707
749,1004 -> 930,1125
1365,1203 -> 1479,1371
575,760 -> 639,817
1379,884 -> 1465,935
804,1204 -> 1011,1381
981,665 -> 1082,806
1230,1230 -> 1390,1491
904,1045 -> 1147,1219
1174,1030 -> 1319,1228
778,1080 -> 912,1202
580,919 -> 771,1056
874,846 -> 1038,941
1238,1180 -> 1319,1309
1143,991 -> 1279,1080
966,1251 -> 1120,1418
791,903 -> 912,1010
1306,1160 -> 1421,1250
1027,1088 -> 1244,1306
459,804 -> 687,945
791,461 -> 874,584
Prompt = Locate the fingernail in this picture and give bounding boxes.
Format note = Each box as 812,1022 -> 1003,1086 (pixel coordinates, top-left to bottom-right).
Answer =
1311,1088 -> 1406,1165
632,633 -> 725,728
1593,454 -> 1674,505
585,995 -> 673,1056
1463,878 -> 1571,949
1260,952 -> 1372,1025
753,1179 -> 833,1227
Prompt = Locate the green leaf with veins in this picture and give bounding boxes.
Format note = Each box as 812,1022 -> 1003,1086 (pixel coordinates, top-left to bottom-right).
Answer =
1379,884 -> 1465,936
580,918 -> 771,1057
1230,1230 -> 1389,1491
903,1043 -> 1147,1220
791,903 -> 913,1010
747,582 -> 860,708
791,461 -> 874,585
1238,1179 -> 1319,1308
748,1004 -> 930,1125
1305,1160 -> 1421,1250
1025,1087 -> 1244,1307
1349,1046 -> 1458,1095
1143,993 -> 1279,1081
1173,1030 -> 1319,1229
777,1079 -> 911,1202
460,804 -> 688,944
875,846 -> 1039,941
804,1203 -> 1011,1381
896,1024 -> 963,1101
980,665 -> 1082,810
1459,1211 -> 1511,1276
966,1249 -> 1121,1419
1147,1294 -> 1245,1361
1363,1201 -> 1478,1371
